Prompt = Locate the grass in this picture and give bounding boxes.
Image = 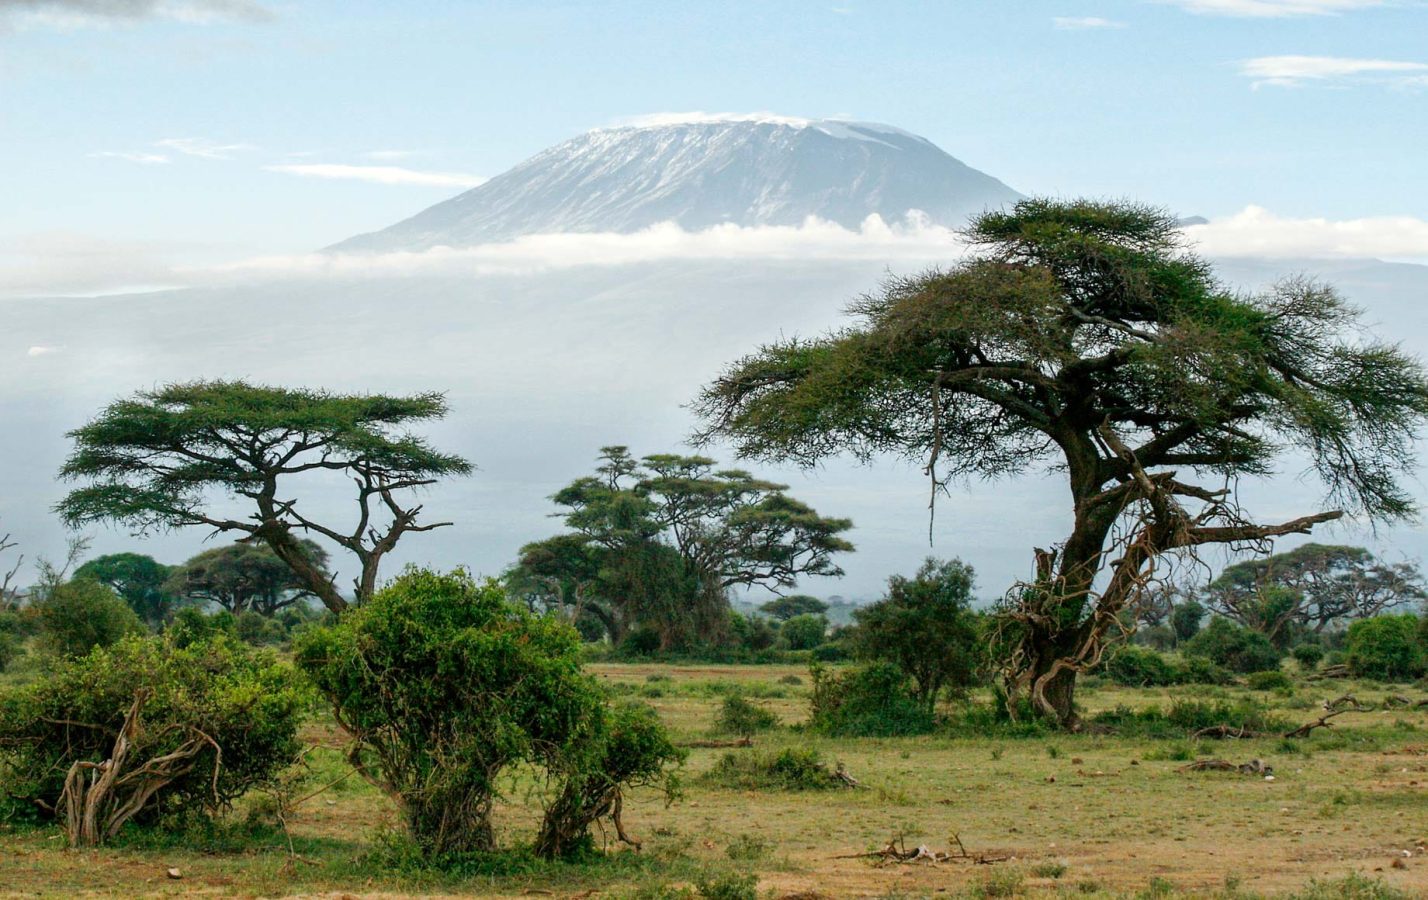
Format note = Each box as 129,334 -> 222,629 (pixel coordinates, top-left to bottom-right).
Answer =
2,661 -> 1428,897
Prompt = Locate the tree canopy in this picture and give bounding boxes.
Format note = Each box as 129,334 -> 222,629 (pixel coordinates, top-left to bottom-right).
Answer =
1204,544 -> 1425,645
510,447 -> 853,651
696,198 -> 1428,727
759,594 -> 828,621
73,553 -> 176,627
55,381 -> 472,612
165,540 -> 331,616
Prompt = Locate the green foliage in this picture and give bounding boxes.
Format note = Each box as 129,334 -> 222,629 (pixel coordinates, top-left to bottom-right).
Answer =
1293,642 -> 1326,670
1170,600 -> 1205,644
535,700 -> 684,859
1345,614 -> 1426,681
758,594 -> 827,621
1246,669 -> 1293,691
1097,645 -> 1230,687
696,197 -> 1428,729
1090,698 -> 1286,738
35,578 -> 143,659
165,540 -> 330,616
703,747 -> 842,791
808,661 -> 935,737
73,552 -> 176,627
513,447 -> 853,653
694,869 -> 759,900
0,614 -> 21,673
56,380 -> 472,612
850,557 -> 982,713
778,612 -> 827,650
714,693 -> 779,738
0,633 -> 304,826
296,567 -> 605,857
1182,617 -> 1283,674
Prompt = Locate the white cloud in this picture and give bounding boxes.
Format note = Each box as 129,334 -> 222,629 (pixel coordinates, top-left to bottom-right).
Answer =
26,345 -> 60,356
9,211 -> 1428,300
88,150 -> 170,164
0,0 -> 273,28
155,137 -> 253,160
362,149 -> 421,161
263,164 -> 487,188
1160,0 -> 1385,16
1241,54 -> 1428,88
1052,16 -> 1127,28
1183,206 -> 1428,261
0,231 -> 184,297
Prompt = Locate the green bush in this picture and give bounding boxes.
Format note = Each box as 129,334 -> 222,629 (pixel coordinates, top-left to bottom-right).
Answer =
297,567 -> 678,861
234,610 -> 285,646
808,661 -> 935,737
703,747 -> 843,791
779,613 -> 827,650
35,578 -> 143,659
1101,645 -> 1180,686
0,611 -> 23,673
715,694 -> 779,738
1182,618 -> 1282,674
1345,615 -> 1426,681
810,641 -> 848,662
1292,643 -> 1326,670
618,626 -> 663,658
0,633 -> 304,828
1247,670 -> 1293,691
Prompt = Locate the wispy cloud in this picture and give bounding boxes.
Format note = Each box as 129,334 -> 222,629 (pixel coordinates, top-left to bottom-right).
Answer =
1159,0 -> 1385,16
1052,16 -> 1127,29
0,231 -> 185,298
1240,54 -> 1428,88
263,163 -> 487,188
362,149 -> 422,161
155,137 -> 254,160
88,150 -> 170,164
1184,205 -> 1428,260
26,345 -> 60,357
0,0 -> 273,28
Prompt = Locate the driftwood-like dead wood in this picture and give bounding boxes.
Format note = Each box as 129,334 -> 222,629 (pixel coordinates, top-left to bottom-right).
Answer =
1285,708 -> 1348,738
1382,695 -> 1413,709
57,692 -> 221,848
1326,694 -> 1372,712
833,833 -> 1010,866
1307,664 -> 1352,681
1178,758 -> 1274,776
832,762 -> 860,788
1192,725 -> 1266,740
679,737 -> 753,749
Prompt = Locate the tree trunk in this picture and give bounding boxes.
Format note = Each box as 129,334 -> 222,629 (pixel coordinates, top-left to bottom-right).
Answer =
264,533 -> 347,614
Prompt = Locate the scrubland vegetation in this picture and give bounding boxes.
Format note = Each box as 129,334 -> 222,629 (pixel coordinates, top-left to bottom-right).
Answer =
3,200 -> 1428,897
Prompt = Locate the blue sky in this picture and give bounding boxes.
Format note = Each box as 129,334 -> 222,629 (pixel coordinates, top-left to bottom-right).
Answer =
1,0 -> 1425,280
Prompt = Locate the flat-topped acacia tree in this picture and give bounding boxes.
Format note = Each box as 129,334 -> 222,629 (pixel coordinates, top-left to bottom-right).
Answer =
56,381 -> 471,613
695,199 -> 1428,729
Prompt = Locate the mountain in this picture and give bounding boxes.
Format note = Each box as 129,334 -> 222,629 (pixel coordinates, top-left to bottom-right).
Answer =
330,116 -> 1022,253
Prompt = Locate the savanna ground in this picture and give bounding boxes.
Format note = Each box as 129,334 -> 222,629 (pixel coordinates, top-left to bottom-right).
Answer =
2,661 -> 1426,899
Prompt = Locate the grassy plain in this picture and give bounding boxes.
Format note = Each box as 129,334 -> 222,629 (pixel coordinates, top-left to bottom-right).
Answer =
2,661 -> 1427,899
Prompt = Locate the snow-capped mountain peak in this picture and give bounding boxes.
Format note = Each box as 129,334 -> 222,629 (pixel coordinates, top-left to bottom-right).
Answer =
330,115 -> 1022,253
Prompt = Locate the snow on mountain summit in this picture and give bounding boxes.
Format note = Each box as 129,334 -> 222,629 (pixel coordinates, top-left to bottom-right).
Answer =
330,116 -> 1022,253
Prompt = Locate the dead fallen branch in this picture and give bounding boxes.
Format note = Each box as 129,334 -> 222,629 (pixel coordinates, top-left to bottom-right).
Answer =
1383,695 -> 1414,709
1192,724 -> 1266,740
1285,708 -> 1348,739
1307,664 -> 1352,681
1326,694 -> 1372,712
1178,758 -> 1274,777
833,832 -> 1011,866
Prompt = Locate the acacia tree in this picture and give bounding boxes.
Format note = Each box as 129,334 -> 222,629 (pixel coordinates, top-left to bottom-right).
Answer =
759,594 -> 828,621
513,447 -> 853,650
0,527 -> 22,609
56,381 -> 471,613
165,540 -> 332,616
73,553 -> 176,627
1204,543 -> 1426,645
696,199 -> 1428,729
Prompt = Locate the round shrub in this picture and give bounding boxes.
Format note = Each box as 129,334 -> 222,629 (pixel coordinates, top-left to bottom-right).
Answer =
35,578 -> 143,659
1246,670 -> 1293,691
0,633 -> 304,828
1102,645 -> 1179,687
618,625 -> 662,658
808,661 -> 935,736
780,613 -> 828,651
1291,643 -> 1325,670
1345,615 -> 1426,682
1182,618 -> 1282,674
297,567 -> 677,861
715,693 -> 779,737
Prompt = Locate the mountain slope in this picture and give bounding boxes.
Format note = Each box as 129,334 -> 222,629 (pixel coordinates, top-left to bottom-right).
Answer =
330,117 -> 1022,253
